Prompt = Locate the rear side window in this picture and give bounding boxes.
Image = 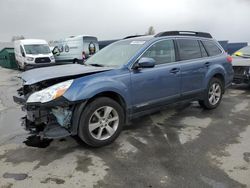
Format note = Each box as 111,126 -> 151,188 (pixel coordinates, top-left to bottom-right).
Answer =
177,39 -> 202,60
142,40 -> 175,65
202,40 -> 222,56
199,41 -> 208,57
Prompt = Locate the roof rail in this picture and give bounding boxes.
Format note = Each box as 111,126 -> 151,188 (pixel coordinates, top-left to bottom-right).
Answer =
155,31 -> 212,38
123,35 -> 145,39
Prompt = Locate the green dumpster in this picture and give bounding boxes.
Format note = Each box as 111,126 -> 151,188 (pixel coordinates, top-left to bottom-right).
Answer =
0,48 -> 17,69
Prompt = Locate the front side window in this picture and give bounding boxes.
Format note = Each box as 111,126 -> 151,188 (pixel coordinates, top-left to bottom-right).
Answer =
141,40 -> 175,65
199,41 -> 208,57
24,44 -> 51,55
177,39 -> 202,61
202,40 -> 222,56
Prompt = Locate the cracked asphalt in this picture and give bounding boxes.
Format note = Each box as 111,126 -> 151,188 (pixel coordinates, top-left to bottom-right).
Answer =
0,67 -> 249,188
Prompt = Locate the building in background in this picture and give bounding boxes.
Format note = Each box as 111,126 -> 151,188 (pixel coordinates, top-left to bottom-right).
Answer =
218,41 -> 248,55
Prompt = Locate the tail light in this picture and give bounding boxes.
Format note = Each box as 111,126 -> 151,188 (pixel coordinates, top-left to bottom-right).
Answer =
226,56 -> 232,63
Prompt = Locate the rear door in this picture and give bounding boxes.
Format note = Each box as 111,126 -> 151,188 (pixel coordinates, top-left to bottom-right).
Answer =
83,37 -> 99,59
176,39 -> 208,97
131,39 -> 181,112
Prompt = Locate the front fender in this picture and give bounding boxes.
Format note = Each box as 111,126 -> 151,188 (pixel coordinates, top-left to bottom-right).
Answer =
63,75 -> 131,106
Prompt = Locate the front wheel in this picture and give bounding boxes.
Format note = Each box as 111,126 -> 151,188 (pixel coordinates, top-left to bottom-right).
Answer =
78,97 -> 124,147
16,61 -> 23,71
199,78 -> 223,109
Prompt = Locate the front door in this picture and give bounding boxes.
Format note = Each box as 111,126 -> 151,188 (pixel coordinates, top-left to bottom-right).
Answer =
130,40 -> 181,112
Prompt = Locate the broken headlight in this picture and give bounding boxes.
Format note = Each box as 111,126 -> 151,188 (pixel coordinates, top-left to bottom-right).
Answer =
27,80 -> 73,103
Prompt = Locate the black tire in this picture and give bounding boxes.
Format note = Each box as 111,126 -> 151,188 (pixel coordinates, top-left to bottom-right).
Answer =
199,77 -> 223,110
78,97 -> 124,147
73,59 -> 79,64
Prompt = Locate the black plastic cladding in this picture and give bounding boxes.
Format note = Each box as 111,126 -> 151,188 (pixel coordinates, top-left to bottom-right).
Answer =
155,31 -> 212,38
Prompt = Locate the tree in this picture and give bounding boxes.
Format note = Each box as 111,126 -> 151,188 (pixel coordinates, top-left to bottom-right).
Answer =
11,35 -> 25,42
145,26 -> 155,35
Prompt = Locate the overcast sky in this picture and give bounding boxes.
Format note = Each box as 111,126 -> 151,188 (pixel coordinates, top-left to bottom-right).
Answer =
0,0 -> 250,43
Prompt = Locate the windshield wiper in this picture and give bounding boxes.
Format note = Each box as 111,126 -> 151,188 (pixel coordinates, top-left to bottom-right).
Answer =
88,63 -> 105,67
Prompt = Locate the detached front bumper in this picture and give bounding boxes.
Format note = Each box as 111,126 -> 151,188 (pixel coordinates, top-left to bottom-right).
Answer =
13,95 -> 75,139
233,75 -> 250,84
233,66 -> 250,84
13,95 -> 26,105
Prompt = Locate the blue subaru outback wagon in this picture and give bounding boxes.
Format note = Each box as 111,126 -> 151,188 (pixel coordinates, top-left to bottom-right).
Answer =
14,31 -> 234,147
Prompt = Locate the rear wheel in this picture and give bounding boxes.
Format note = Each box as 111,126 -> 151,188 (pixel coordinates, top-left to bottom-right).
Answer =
78,97 -> 124,147
73,59 -> 80,64
199,77 -> 223,109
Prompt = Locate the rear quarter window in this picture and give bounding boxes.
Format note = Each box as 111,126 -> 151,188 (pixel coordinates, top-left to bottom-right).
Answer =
177,39 -> 202,61
202,40 -> 222,56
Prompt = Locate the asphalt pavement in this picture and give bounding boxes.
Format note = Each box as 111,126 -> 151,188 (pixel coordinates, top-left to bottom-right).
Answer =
0,67 -> 249,188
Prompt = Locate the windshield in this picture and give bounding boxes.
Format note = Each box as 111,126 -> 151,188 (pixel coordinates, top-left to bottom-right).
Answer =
85,40 -> 146,67
24,44 -> 51,55
238,46 -> 250,55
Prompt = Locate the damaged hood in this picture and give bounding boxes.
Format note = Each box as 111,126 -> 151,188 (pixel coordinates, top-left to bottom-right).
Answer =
232,56 -> 250,66
21,64 -> 113,85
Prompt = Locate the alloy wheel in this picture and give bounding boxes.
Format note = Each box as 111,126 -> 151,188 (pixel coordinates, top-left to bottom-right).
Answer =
88,106 -> 119,140
208,83 -> 221,105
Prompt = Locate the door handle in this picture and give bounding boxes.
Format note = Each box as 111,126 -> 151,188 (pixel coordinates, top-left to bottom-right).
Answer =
170,68 -> 180,74
205,62 -> 210,67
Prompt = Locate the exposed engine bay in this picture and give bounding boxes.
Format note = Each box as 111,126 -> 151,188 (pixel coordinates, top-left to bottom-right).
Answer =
13,64 -> 112,139
232,57 -> 250,84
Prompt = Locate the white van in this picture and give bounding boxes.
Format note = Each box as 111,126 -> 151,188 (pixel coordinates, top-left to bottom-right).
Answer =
14,39 -> 55,70
52,35 -> 99,63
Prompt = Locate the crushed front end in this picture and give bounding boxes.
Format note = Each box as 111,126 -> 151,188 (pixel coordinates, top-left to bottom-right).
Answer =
233,66 -> 250,84
13,79 -> 76,139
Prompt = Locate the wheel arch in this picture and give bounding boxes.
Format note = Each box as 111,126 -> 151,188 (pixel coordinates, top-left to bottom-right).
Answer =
204,65 -> 226,91
71,90 -> 128,136
213,73 -> 225,90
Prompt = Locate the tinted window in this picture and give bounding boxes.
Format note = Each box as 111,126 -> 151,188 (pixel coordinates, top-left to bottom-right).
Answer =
141,40 -> 175,65
177,39 -> 202,60
202,40 -> 222,56
199,41 -> 208,57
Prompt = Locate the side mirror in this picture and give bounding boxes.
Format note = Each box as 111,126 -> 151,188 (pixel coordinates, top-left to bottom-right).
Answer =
52,46 -> 60,56
136,57 -> 155,69
22,52 -> 25,57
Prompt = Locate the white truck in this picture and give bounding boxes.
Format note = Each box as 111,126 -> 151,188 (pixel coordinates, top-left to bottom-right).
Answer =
14,39 -> 55,70
52,35 -> 99,64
